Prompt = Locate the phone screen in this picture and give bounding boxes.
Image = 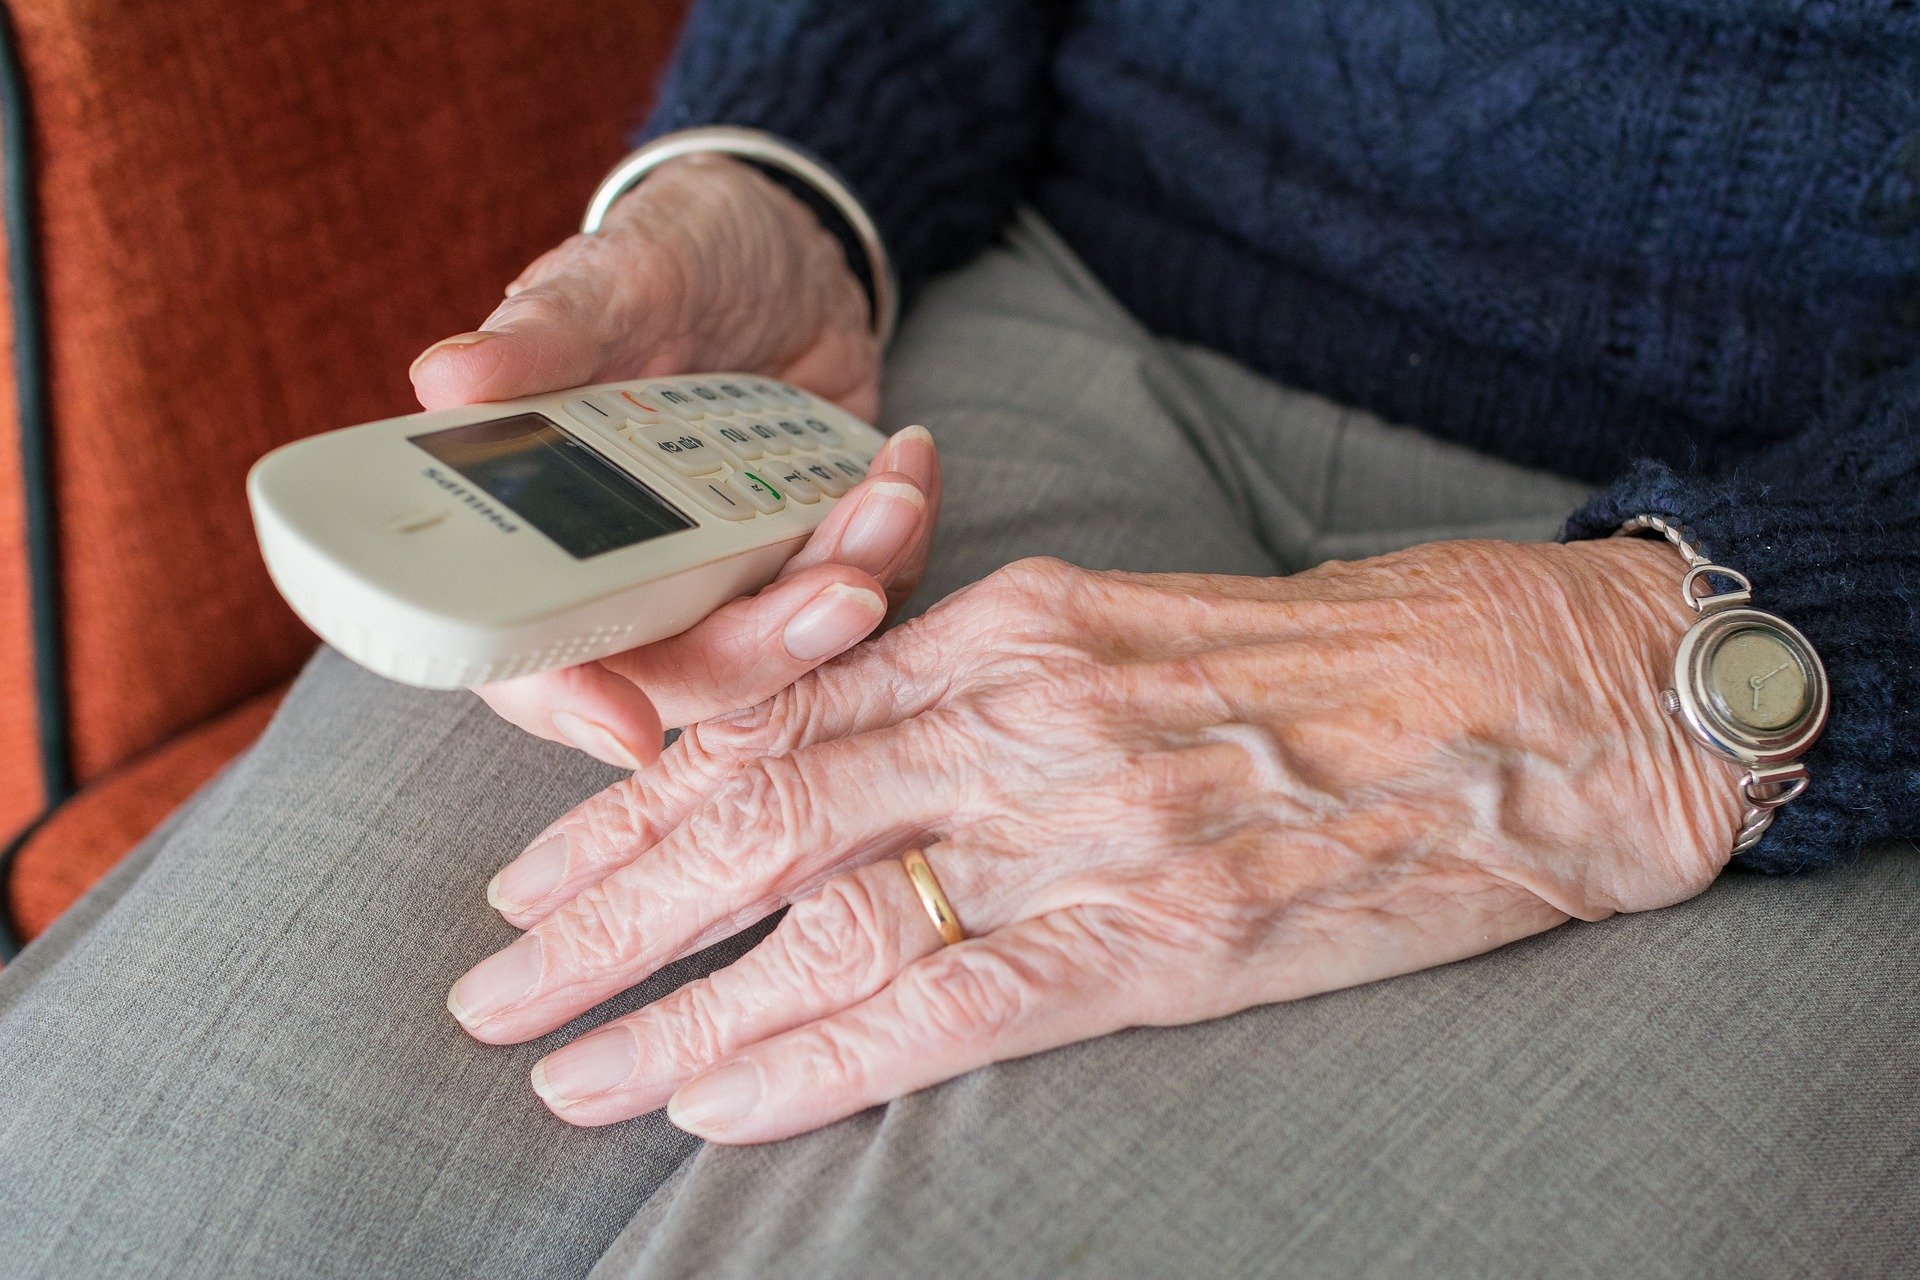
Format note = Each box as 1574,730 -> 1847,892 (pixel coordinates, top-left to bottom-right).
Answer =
410,413 -> 694,559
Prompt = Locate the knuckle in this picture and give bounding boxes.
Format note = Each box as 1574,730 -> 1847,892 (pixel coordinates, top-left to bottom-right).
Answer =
684,754 -> 822,884
677,678 -> 825,771
509,235 -> 590,292
541,884 -> 642,975
981,557 -> 1081,617
950,651 -> 1123,759
787,1018 -> 880,1095
678,703 -> 778,771
776,876 -> 901,994
494,287 -> 575,329
856,611 -> 951,693
994,555 -> 1080,595
895,950 -> 1032,1044
749,681 -> 829,755
652,979 -> 733,1068
545,779 -> 656,873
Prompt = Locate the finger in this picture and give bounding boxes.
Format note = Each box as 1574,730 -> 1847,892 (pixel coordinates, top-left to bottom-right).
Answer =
779,425 -> 942,605
602,440 -> 937,727
409,275 -> 620,410
450,714 -> 966,1042
475,431 -> 934,770
486,578 -> 962,927
667,909 -> 1136,1143
478,563 -> 889,784
474,662 -> 664,771
476,432 -> 935,818
531,846 -> 1005,1126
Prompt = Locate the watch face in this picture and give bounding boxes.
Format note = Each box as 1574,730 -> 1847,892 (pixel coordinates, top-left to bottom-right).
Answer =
1705,624 -> 1812,732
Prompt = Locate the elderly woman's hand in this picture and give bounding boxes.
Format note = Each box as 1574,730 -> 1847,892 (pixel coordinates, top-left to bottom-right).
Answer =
448,539 -> 1743,1141
408,154 -> 934,771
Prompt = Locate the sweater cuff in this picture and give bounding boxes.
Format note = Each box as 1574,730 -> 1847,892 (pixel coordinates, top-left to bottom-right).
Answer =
633,3 -> 1055,297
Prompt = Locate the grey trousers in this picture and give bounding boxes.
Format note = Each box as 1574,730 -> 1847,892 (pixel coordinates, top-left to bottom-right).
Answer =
0,214 -> 1914,1280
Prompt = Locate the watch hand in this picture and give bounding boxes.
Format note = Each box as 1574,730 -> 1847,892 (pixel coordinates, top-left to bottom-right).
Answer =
1754,660 -> 1792,686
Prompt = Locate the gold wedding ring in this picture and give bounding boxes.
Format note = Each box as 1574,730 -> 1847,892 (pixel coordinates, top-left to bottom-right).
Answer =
900,848 -> 965,947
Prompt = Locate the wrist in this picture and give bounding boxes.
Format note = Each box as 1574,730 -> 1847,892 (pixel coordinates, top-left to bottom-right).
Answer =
592,128 -> 892,345
589,152 -> 876,400
1556,538 -> 1751,877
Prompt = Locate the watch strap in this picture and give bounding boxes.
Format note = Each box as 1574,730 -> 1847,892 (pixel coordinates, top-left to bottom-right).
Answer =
1615,513 -> 1819,855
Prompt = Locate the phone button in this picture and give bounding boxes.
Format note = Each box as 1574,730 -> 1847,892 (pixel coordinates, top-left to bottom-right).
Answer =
802,458 -> 849,496
802,416 -> 844,447
770,461 -> 824,503
767,416 -> 813,447
685,382 -> 734,415
709,421 -> 763,461
616,389 -> 675,424
631,423 -> 725,474
737,471 -> 788,514
744,418 -> 792,455
644,383 -> 705,419
827,456 -> 869,486
715,379 -> 763,411
688,476 -> 755,521
563,394 -> 628,432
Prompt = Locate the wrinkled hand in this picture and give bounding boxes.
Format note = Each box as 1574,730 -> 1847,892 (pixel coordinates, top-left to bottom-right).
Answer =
448,539 -> 1742,1142
411,154 -> 926,768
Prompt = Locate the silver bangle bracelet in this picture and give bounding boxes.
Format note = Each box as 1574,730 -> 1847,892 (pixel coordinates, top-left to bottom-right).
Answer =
581,125 -> 898,349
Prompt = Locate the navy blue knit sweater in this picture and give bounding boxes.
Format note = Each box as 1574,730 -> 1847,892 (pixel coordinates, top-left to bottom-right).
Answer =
640,1 -> 1920,874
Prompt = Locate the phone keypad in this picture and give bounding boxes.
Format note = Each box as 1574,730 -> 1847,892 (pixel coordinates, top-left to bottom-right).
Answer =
578,376 -> 882,529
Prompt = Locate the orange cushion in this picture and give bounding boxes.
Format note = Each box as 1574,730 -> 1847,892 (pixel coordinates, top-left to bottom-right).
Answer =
7,684 -> 286,941
0,0 -> 687,920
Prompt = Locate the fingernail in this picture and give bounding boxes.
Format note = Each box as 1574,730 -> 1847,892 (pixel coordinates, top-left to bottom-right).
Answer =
550,711 -> 643,771
533,1027 -> 638,1106
880,424 -> 936,489
447,935 -> 543,1030
409,332 -> 493,378
783,582 -> 887,662
838,481 -> 926,571
488,835 -> 569,913
668,1061 -> 761,1133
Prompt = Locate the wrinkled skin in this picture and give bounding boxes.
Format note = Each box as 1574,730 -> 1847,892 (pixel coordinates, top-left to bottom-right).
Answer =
409,155 -> 917,769
448,539 -> 1744,1143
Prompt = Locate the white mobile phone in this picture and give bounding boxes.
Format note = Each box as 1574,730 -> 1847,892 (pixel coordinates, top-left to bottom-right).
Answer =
247,374 -> 886,690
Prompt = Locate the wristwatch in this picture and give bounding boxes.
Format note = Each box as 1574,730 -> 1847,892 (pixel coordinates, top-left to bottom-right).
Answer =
1616,514 -> 1829,853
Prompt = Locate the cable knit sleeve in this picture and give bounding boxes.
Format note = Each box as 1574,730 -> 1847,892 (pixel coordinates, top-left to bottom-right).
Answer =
636,0 -> 1059,297
1564,363 -> 1920,874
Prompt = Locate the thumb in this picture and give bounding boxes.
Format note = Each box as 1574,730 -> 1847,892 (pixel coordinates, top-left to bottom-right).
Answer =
410,282 -> 615,410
